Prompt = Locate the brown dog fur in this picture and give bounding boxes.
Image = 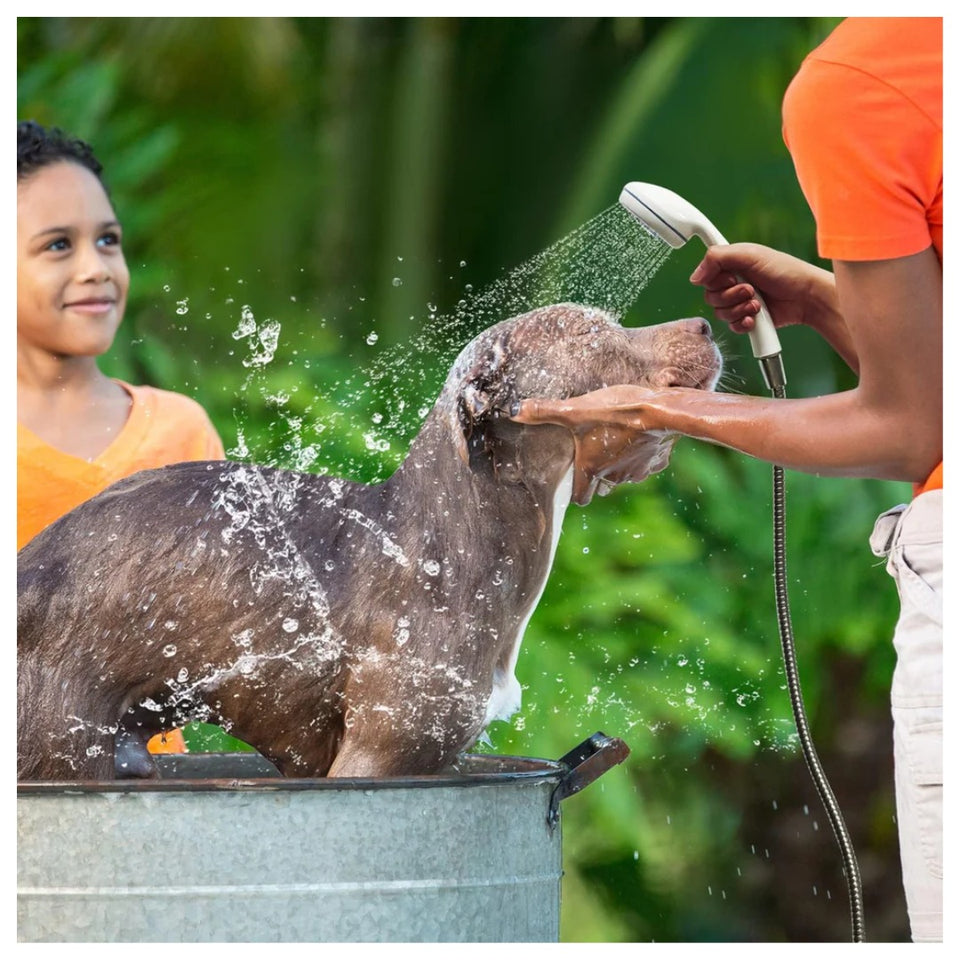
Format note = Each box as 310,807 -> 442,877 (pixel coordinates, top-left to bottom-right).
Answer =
18,304 -> 720,781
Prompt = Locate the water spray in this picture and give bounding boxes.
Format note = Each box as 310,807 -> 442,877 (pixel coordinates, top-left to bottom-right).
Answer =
619,181 -> 865,943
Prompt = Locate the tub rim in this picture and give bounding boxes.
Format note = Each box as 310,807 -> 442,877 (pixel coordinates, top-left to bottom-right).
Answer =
16,751 -> 565,796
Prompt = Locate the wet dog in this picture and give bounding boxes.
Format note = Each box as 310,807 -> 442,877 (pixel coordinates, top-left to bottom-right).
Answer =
18,303 -> 721,781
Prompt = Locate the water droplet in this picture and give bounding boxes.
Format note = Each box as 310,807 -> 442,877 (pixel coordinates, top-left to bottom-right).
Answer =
363,432 -> 389,452
162,644 -> 177,658
232,305 -> 257,340
366,332 -> 379,345
282,618 -> 299,633
392,277 -> 403,287
422,560 -> 441,577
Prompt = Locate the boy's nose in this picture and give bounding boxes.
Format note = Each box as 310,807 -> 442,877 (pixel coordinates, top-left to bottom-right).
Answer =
75,243 -> 112,282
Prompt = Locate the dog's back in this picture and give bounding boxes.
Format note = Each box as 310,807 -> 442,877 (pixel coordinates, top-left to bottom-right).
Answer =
17,450 -> 543,780
18,461 -> 361,779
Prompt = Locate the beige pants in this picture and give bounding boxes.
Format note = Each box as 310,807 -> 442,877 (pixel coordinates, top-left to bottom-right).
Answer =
870,490 -> 942,942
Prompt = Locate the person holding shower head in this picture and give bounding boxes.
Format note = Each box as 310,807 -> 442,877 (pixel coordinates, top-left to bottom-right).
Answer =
17,120 -> 226,757
513,17 -> 942,941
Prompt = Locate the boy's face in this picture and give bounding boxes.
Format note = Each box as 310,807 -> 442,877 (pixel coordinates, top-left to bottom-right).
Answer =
17,161 -> 130,360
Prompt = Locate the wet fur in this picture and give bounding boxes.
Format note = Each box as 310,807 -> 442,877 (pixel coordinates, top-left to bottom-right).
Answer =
18,304 -> 720,781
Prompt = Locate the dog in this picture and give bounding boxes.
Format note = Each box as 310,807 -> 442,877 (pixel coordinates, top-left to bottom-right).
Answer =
17,303 -> 721,781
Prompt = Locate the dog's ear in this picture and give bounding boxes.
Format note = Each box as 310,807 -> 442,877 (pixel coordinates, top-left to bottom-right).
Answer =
453,334 -> 516,465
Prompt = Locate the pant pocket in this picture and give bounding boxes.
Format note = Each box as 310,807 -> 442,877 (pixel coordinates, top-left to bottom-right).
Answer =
889,541 -> 943,628
899,717 -> 943,880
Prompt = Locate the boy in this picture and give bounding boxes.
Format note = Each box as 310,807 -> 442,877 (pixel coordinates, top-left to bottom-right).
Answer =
17,120 -> 226,755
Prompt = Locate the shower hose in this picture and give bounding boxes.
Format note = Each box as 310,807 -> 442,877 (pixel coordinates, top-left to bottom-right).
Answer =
771,381 -> 865,943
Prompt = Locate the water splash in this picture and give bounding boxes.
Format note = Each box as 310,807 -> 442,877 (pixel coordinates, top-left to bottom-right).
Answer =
125,205 -> 678,753
219,203 -> 672,484
357,205 -> 670,446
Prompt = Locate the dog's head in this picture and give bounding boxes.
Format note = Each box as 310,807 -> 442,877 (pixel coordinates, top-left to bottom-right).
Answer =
441,303 -> 722,503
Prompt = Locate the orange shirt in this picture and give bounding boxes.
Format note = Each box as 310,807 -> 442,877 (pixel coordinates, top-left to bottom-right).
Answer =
18,380 -> 224,756
782,17 -> 942,495
18,380 -> 225,550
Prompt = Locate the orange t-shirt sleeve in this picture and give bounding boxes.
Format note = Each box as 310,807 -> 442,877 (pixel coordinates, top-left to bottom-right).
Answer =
782,22 -> 942,262
782,19 -> 942,497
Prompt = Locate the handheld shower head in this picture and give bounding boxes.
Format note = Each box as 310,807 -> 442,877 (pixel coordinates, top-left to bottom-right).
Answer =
619,181 -> 785,389
619,182 -> 727,248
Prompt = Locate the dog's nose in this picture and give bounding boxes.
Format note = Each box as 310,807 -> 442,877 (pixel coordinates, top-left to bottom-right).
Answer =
678,317 -> 713,339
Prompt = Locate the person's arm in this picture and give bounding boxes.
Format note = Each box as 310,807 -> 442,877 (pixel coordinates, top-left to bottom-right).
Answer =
513,246 -> 941,485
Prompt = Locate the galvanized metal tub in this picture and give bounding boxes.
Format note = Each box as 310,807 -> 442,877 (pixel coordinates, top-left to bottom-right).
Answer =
18,732 -> 627,942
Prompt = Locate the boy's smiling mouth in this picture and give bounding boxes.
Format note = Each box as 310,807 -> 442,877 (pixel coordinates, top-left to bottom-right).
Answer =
63,296 -> 117,315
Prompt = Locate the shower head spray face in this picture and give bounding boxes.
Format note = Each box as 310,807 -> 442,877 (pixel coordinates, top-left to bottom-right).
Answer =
618,180 -> 785,381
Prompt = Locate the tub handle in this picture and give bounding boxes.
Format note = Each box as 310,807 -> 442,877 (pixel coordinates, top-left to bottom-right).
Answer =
547,731 -> 630,829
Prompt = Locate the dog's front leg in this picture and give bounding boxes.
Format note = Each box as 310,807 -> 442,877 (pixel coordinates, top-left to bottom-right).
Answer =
114,726 -> 160,778
327,699 -> 469,778
326,740 -> 391,778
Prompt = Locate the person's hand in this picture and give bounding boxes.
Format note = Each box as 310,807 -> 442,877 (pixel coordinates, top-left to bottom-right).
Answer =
511,386 -> 676,504
690,242 -> 837,335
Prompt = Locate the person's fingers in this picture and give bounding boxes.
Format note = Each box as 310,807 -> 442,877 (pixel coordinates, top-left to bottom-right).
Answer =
700,282 -> 760,332
713,302 -> 760,331
727,315 -> 757,334
509,397 -> 574,426
703,280 -> 756,306
691,243 -> 768,287
511,386 -> 656,429
698,271 -> 743,293
510,394 -> 615,427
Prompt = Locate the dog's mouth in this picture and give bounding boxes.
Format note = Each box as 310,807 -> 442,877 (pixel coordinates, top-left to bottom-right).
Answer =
648,345 -> 724,393
650,362 -> 721,392
567,347 -> 723,506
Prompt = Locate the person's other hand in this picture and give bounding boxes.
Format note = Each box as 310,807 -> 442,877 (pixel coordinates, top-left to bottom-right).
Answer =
511,386 -> 675,504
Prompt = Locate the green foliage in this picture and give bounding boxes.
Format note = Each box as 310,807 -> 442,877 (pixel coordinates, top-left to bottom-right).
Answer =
20,16 -> 909,941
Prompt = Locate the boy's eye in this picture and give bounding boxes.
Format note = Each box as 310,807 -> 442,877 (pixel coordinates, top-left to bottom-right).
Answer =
45,237 -> 69,252
98,230 -> 122,248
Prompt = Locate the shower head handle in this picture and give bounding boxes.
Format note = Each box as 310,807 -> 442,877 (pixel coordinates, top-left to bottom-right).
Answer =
619,182 -> 784,376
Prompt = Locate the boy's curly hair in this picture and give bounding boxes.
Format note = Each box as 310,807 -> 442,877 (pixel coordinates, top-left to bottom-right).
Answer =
17,120 -> 104,182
